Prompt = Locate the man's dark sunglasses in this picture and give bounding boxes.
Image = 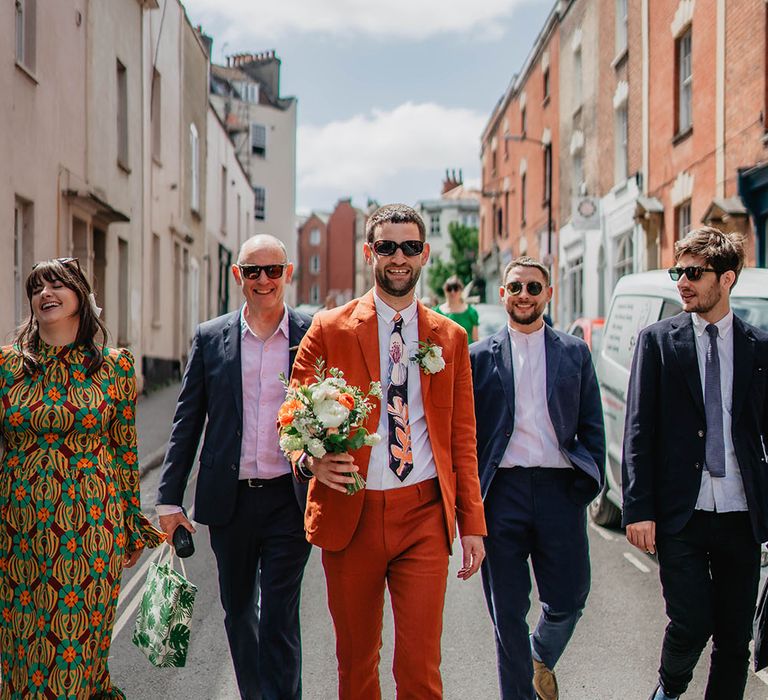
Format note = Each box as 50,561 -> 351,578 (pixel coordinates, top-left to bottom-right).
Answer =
372,240 -> 424,257
32,257 -> 81,272
238,263 -> 287,280
505,281 -> 544,296
667,266 -> 717,282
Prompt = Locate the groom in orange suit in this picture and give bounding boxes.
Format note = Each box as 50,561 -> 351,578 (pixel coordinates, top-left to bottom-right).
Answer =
290,203 -> 487,699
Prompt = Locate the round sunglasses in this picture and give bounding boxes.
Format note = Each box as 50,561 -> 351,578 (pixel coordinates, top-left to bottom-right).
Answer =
505,281 -> 544,296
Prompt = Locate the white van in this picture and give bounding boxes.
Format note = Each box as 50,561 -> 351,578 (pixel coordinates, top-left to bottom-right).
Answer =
590,268 -> 768,526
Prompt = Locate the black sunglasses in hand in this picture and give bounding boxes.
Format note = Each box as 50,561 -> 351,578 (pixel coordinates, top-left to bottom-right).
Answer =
505,281 -> 544,296
238,263 -> 287,280
371,240 -> 425,257
667,266 -> 717,282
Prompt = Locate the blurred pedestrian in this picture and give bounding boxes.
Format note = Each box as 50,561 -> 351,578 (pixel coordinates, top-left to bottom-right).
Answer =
470,256 -> 605,700
290,204 -> 486,699
622,227 -> 768,700
435,275 -> 479,342
0,258 -> 163,698
157,235 -> 312,700
324,293 -> 336,310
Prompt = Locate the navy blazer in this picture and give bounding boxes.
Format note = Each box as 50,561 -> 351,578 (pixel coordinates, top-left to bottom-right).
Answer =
470,325 -> 605,505
157,307 -> 312,527
622,312 -> 768,542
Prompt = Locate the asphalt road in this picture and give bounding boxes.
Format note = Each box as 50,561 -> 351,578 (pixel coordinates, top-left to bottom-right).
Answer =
108,463 -> 768,699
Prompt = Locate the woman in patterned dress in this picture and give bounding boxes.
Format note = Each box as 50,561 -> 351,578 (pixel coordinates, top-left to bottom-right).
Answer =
0,258 -> 164,698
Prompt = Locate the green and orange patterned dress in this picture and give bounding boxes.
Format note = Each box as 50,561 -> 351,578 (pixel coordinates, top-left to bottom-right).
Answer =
0,342 -> 164,698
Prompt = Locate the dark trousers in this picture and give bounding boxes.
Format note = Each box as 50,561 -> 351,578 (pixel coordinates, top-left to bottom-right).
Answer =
656,510 -> 761,699
209,475 -> 312,700
481,467 -> 591,700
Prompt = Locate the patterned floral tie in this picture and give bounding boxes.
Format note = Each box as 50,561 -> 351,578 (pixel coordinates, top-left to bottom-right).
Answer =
387,313 -> 413,481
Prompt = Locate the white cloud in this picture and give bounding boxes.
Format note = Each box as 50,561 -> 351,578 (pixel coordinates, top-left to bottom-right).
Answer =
297,102 -> 485,212
182,0 -> 530,42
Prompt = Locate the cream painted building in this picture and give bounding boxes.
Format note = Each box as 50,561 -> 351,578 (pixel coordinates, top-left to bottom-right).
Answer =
205,105 -> 254,318
209,53 -> 298,303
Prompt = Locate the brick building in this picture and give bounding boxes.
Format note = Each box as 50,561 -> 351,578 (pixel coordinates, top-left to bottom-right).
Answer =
296,199 -> 365,306
480,7 -> 561,297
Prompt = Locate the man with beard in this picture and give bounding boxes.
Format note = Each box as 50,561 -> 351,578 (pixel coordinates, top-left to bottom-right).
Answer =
470,257 -> 605,700
290,203 -> 486,699
623,228 -> 768,700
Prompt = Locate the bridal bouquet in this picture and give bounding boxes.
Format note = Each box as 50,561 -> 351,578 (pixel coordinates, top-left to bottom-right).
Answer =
278,359 -> 382,495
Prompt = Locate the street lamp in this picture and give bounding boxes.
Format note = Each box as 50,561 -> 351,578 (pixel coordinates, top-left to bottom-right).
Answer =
505,134 -> 553,271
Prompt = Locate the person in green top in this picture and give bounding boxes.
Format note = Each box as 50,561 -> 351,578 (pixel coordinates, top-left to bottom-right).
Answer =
435,275 -> 479,342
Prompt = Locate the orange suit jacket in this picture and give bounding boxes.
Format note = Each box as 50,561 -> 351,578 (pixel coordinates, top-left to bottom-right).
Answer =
290,291 -> 487,551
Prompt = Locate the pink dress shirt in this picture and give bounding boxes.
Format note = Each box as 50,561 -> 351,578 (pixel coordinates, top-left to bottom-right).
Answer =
239,304 -> 292,480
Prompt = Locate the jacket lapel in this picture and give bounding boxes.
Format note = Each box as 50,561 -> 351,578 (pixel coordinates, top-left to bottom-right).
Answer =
222,312 -> 244,422
287,307 -> 310,372
491,328 -> 516,422
544,325 -> 562,403
731,315 -> 755,425
670,314 -> 705,417
417,302 -> 440,402
352,291 -> 381,383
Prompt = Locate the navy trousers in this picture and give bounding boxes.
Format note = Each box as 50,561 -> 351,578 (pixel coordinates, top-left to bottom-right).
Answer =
209,475 -> 312,700
656,510 -> 760,699
481,467 -> 591,700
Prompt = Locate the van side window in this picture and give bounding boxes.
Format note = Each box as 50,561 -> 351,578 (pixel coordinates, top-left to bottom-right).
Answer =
660,300 -> 682,319
602,295 -> 664,368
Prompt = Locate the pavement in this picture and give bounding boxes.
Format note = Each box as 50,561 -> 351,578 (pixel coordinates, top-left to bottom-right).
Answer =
136,381 -> 182,476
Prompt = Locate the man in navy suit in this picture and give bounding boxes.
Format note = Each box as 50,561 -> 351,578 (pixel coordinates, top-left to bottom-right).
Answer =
470,257 -> 605,700
156,235 -> 312,700
623,227 -> 768,700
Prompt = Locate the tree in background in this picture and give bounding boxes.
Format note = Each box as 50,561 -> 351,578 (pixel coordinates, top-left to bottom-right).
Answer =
427,222 -> 479,298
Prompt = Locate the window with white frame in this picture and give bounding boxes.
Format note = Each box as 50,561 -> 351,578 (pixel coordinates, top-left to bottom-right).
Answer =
543,68 -> 550,102
573,151 -> 584,193
310,284 -> 320,304
309,228 -> 321,245
521,107 -> 527,135
676,200 -> 692,240
117,60 -> 129,169
151,234 -> 161,325
568,256 -> 584,320
614,105 -> 628,184
14,197 -> 33,327
615,0 -> 628,56
677,28 -> 693,134
190,124 -> 200,212
574,47 -> 583,108
310,255 -> 320,274
15,0 -> 36,71
430,214 -> 440,237
520,173 -> 527,225
254,187 -> 266,220
614,231 -> 634,281
251,123 -> 266,157
151,69 -> 162,162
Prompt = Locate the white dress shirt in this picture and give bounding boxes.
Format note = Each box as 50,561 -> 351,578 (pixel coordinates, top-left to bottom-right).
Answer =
365,292 -> 438,490
691,311 -> 748,512
499,324 -> 572,470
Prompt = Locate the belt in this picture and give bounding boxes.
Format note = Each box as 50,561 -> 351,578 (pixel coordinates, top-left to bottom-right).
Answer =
239,474 -> 293,489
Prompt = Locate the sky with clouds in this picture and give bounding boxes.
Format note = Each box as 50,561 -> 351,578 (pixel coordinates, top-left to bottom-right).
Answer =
181,0 -> 552,215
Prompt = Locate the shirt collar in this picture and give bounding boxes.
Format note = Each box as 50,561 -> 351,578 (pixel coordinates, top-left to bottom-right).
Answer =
691,310 -> 733,339
507,322 -> 546,342
240,303 -> 290,341
373,290 -> 418,326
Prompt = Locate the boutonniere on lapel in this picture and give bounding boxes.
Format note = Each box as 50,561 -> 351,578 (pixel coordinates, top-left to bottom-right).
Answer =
411,340 -> 446,375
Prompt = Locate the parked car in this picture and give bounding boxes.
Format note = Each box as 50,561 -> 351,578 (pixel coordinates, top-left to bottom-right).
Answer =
590,268 -> 768,527
566,317 -> 605,355
474,302 -> 508,340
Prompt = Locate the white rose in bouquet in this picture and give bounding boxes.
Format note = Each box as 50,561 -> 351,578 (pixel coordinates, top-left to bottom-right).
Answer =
306,437 -> 327,458
314,399 -> 349,429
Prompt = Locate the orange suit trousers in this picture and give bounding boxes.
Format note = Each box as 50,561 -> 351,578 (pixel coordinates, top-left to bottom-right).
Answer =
321,478 -> 450,700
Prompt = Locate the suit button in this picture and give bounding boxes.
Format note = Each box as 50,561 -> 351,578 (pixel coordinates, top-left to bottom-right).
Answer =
236,429 -> 242,437
230,464 -> 237,471
694,462 -> 701,470
505,431 -> 511,437
698,430 -> 704,438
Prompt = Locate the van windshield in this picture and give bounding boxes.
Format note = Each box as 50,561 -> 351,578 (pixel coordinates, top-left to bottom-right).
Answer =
732,298 -> 768,332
